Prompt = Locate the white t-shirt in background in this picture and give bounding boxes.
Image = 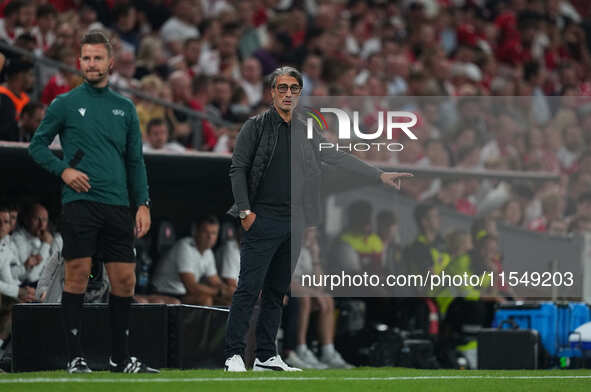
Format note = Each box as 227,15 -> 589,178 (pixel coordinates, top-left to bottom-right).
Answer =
220,240 -> 240,282
151,237 -> 217,295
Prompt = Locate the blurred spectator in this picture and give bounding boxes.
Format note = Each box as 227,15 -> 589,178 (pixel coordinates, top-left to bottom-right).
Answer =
208,75 -> 236,122
330,200 -> 383,276
0,205 -> 35,351
135,74 -> 166,135
239,57 -> 263,107
143,117 -> 185,153
528,192 -> 566,232
403,203 -> 449,276
557,125 -> 584,172
159,0 -> 200,56
11,0 -> 35,37
565,170 -> 591,216
0,58 -> 33,141
501,199 -> 524,227
168,69 -> 198,147
301,54 -> 323,96
480,113 -> 520,166
0,0 -> 22,44
217,221 -> 240,291
31,3 -> 57,52
41,47 -> 81,105
111,3 -> 140,52
11,202 -> 63,287
151,215 -> 233,305
134,35 -> 169,80
17,101 -> 44,142
109,49 -> 139,95
168,37 -> 202,78
213,123 -> 239,154
138,0 -> 171,32
568,192 -> 591,233
191,74 -> 218,151
376,209 -> 402,274
7,203 -> 18,234
216,29 -> 241,80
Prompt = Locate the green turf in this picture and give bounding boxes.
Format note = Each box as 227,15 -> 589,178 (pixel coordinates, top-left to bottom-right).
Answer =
1,368 -> 591,392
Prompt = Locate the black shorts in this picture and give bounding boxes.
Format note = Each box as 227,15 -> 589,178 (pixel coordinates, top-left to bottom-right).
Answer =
61,200 -> 135,263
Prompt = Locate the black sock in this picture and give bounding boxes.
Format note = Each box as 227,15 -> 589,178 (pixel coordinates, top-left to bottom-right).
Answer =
61,291 -> 84,360
109,294 -> 133,364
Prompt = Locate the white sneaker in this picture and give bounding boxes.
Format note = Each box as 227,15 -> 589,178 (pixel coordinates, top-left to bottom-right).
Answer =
295,347 -> 329,369
320,350 -> 354,369
253,355 -> 302,371
224,354 -> 247,372
284,351 -> 316,370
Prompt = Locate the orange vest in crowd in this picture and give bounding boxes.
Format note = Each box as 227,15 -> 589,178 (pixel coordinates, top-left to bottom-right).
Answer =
0,85 -> 30,120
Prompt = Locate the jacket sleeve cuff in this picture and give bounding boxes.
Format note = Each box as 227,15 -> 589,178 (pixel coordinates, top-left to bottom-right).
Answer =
237,202 -> 251,211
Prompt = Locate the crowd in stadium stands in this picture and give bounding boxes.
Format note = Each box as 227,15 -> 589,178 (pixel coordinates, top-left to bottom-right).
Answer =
2,0 -> 591,368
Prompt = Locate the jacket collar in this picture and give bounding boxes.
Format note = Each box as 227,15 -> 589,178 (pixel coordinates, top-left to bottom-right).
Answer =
83,81 -> 110,95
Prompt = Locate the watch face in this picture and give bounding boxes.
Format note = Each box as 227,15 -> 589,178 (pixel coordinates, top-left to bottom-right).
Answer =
239,211 -> 246,219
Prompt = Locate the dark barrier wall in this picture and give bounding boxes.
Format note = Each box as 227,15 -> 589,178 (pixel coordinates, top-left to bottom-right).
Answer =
0,146 -> 234,235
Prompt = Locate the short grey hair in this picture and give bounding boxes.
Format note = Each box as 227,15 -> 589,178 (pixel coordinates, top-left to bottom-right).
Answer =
269,66 -> 303,89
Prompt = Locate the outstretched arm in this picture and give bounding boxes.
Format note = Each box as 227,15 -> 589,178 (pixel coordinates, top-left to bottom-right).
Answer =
313,128 -> 413,189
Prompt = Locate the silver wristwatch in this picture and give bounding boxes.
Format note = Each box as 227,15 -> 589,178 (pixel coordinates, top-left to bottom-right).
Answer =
239,210 -> 252,220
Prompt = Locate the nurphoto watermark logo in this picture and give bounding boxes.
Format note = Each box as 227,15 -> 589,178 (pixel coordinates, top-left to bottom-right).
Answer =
305,106 -> 419,152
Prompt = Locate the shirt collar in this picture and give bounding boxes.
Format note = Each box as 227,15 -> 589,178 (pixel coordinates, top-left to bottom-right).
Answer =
270,105 -> 290,126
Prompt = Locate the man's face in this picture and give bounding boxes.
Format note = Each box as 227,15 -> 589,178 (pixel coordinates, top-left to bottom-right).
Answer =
28,205 -> 48,236
184,40 -> 201,65
424,208 -> 440,233
271,75 -> 301,113
19,5 -> 35,27
303,56 -> 321,79
22,108 -> 45,133
80,44 -> 113,85
117,7 -> 136,32
17,69 -> 35,92
9,210 -> 18,232
170,74 -> 191,102
147,124 -> 169,149
242,58 -> 261,83
219,34 -> 237,57
196,223 -> 219,250
38,14 -> 56,32
215,81 -> 232,105
0,212 -> 11,239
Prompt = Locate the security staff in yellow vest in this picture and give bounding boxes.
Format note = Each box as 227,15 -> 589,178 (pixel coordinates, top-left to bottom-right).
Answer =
337,200 -> 385,274
402,203 -> 450,279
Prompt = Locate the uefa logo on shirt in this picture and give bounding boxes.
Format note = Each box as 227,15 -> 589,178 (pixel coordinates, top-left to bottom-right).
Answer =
305,107 -> 418,152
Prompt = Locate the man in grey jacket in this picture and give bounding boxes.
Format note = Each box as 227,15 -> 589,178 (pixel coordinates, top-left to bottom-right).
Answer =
223,66 -> 412,372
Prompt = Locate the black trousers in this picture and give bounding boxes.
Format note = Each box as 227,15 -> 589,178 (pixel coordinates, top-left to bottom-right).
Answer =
224,213 -> 304,360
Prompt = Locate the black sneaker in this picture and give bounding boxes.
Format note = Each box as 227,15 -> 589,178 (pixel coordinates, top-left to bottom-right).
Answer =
67,357 -> 92,373
109,356 -> 160,373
